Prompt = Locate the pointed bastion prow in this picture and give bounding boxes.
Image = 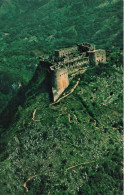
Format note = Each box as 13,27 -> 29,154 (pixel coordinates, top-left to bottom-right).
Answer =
39,43 -> 106,102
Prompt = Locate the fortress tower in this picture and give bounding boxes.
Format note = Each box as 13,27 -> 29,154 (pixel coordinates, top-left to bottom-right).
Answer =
51,68 -> 69,102
39,43 -> 106,102
89,49 -> 106,65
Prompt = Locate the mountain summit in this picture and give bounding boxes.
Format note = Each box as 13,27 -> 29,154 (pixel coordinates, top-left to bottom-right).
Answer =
0,49 -> 123,194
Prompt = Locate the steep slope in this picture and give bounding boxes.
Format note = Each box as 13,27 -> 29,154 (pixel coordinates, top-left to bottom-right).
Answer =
0,51 -> 123,194
0,0 -> 122,112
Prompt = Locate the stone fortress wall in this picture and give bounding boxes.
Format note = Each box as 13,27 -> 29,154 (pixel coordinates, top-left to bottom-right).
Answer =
89,49 -> 106,65
52,68 -> 69,102
39,43 -> 106,102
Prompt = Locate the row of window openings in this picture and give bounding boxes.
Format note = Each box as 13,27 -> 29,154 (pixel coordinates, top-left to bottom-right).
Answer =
59,63 -> 86,76
96,58 -> 104,62
59,73 -> 67,77
67,60 -> 87,67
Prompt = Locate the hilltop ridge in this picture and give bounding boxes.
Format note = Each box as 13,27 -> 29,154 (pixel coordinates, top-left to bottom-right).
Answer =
0,0 -> 122,111
0,50 -> 123,194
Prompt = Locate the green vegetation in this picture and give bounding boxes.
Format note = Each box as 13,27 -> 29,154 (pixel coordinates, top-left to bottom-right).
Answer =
0,0 -> 122,193
0,51 -> 123,194
0,0 -> 122,111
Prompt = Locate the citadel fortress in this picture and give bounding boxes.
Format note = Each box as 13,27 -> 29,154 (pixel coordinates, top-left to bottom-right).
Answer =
39,43 -> 106,102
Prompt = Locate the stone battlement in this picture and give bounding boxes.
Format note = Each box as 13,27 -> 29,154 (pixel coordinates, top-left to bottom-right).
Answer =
39,43 -> 106,101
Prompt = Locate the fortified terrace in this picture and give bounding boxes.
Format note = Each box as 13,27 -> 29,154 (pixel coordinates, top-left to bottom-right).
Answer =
39,43 -> 106,102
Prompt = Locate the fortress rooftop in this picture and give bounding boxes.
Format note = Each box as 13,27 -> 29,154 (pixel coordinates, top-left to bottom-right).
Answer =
38,42 -> 106,101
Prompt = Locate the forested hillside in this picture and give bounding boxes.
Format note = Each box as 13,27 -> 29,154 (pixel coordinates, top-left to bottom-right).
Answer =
0,50 -> 123,194
0,0 -> 123,194
0,0 -> 122,111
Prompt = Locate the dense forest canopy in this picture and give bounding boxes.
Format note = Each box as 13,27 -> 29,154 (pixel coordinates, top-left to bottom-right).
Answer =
0,1 -> 123,194
0,0 -> 122,111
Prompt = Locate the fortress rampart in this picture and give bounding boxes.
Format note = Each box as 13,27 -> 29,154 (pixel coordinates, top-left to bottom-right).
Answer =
52,68 -> 69,102
39,43 -> 106,102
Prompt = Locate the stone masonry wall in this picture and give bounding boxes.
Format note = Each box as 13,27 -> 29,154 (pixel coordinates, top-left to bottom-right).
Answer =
89,49 -> 106,65
39,44 -> 106,102
52,68 -> 69,102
